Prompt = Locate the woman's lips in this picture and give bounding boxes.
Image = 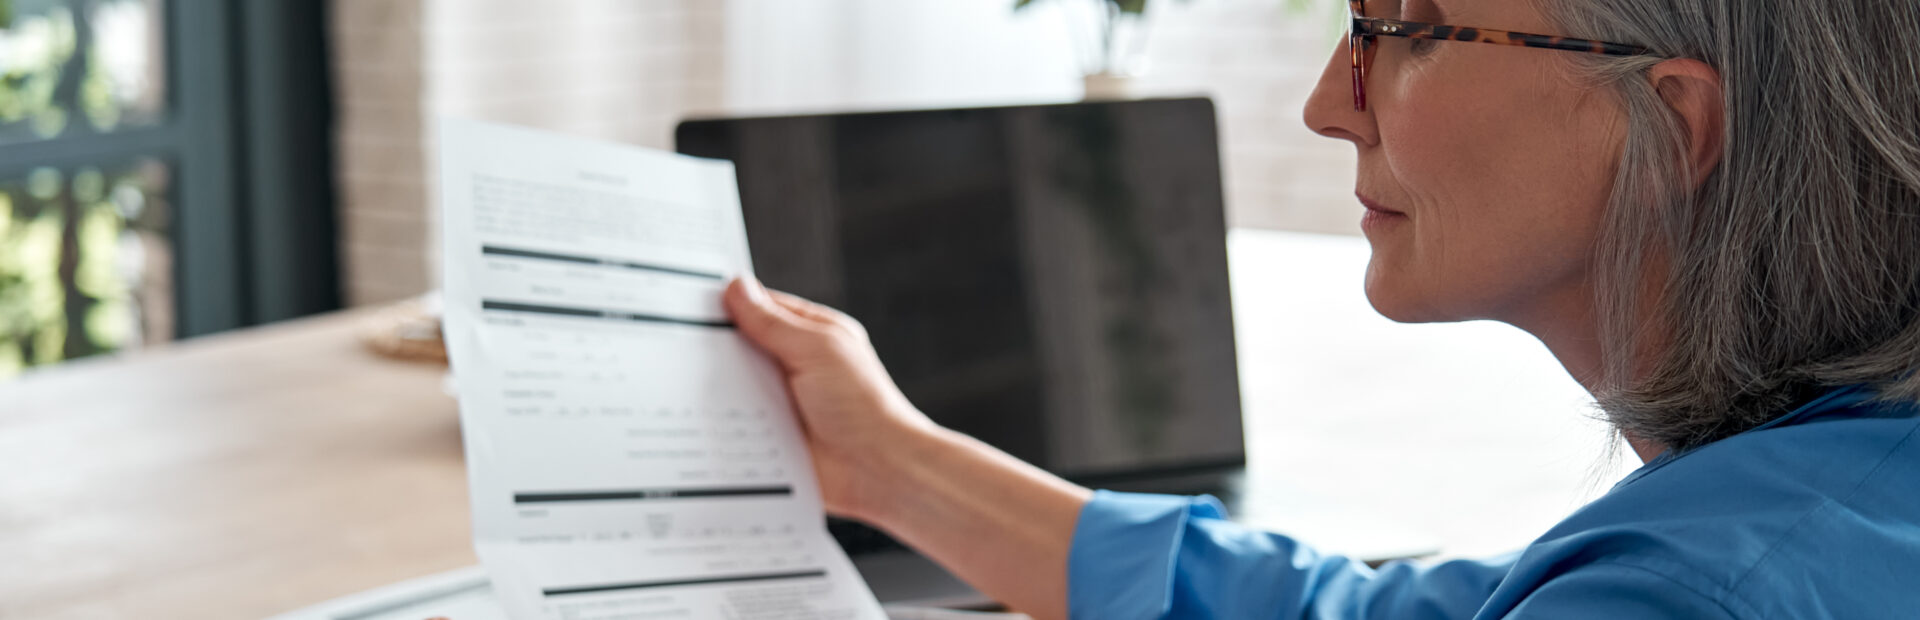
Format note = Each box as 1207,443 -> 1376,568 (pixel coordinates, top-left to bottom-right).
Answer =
1357,193 -> 1407,233
1356,194 -> 1405,215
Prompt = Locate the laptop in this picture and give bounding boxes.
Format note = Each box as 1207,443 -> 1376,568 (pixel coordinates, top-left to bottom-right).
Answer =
675,99 -> 1428,607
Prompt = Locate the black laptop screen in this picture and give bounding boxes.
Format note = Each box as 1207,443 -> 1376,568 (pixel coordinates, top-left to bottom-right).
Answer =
676,98 -> 1245,481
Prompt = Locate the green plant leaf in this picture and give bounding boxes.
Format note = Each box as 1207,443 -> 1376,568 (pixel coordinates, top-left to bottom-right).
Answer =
1013,0 -> 1037,11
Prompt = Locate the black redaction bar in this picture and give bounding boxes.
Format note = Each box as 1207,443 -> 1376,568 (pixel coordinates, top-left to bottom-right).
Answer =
480,300 -> 735,329
514,485 -> 793,504
544,569 -> 828,597
480,245 -> 724,280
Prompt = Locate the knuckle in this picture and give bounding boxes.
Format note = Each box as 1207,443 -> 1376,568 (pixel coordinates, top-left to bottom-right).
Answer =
830,314 -> 869,338
798,321 -> 844,345
828,320 -> 868,343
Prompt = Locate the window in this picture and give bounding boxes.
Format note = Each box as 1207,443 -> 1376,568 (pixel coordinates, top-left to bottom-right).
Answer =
0,0 -> 338,378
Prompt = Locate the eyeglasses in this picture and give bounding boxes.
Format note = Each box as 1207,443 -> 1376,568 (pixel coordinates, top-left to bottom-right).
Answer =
1347,0 -> 1658,110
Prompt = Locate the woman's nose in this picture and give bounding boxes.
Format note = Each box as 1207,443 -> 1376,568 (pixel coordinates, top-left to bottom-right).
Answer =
1303,37 -> 1378,147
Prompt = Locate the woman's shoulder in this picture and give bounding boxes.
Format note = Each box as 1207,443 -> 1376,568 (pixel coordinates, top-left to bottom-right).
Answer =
1639,387 -> 1920,505
1489,391 -> 1920,617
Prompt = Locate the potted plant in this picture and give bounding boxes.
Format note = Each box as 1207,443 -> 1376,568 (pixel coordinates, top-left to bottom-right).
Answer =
1017,0 -> 1338,100
1014,0 -> 1176,100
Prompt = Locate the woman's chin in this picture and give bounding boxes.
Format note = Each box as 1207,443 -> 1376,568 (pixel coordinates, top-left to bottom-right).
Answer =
1363,264 -> 1447,324
1365,293 -> 1423,323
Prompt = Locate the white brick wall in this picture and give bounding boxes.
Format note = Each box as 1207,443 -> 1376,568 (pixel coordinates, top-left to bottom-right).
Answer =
1139,0 -> 1359,233
330,0 -> 725,305
425,0 -> 727,148
719,0 -> 1361,233
328,0 -> 1356,306
332,0 -> 432,305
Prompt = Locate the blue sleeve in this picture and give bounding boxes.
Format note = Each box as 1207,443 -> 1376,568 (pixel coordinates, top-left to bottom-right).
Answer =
1068,491 -> 1517,620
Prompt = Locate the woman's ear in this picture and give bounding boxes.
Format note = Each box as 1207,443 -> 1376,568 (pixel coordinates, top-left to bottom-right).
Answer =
1648,58 -> 1726,184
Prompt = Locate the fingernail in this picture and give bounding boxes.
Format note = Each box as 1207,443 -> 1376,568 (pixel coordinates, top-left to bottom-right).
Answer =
744,275 -> 771,305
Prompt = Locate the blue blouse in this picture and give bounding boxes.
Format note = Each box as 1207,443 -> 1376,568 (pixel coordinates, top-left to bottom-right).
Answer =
1068,385 -> 1920,618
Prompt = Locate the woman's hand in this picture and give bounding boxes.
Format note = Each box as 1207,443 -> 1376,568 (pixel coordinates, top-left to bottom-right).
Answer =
724,276 -> 1088,620
721,277 -> 936,521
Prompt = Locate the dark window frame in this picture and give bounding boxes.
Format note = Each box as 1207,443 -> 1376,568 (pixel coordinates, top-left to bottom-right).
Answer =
0,0 -> 339,339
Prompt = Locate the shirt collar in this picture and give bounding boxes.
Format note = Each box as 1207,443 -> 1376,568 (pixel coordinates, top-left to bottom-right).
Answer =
1610,383 -> 1877,491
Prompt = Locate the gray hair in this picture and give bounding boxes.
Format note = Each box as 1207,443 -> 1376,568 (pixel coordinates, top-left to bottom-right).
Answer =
1538,0 -> 1920,451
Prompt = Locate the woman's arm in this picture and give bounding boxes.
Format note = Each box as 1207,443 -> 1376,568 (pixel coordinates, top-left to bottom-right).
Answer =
722,278 -> 1091,620
861,426 -> 1092,619
722,278 -> 1514,620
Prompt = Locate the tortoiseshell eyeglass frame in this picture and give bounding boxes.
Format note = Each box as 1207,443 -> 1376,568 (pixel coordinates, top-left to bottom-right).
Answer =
1348,0 -> 1657,110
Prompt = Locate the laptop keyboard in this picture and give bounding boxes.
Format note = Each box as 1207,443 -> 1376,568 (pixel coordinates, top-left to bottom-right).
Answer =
827,517 -> 910,556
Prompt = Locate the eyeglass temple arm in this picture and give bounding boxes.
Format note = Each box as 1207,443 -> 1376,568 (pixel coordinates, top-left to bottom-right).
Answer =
1354,17 -> 1654,57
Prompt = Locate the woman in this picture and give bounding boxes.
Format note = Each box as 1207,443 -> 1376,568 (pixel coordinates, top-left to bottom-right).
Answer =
721,0 -> 1920,616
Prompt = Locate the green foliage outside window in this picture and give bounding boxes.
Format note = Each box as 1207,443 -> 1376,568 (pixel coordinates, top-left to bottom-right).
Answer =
0,0 -> 170,379
1,0 -> 165,144
0,161 -> 169,378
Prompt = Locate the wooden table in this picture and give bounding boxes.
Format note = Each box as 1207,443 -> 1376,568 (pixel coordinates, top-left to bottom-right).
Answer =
0,230 -> 1636,619
0,308 -> 473,620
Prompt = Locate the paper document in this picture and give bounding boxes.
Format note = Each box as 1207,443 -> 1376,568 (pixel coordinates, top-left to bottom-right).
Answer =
438,118 -> 886,619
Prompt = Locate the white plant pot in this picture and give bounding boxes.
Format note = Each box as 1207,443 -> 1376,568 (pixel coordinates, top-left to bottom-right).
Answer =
1082,72 -> 1138,101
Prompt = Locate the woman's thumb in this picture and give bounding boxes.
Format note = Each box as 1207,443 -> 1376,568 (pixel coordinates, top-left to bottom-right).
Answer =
723,276 -> 810,363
